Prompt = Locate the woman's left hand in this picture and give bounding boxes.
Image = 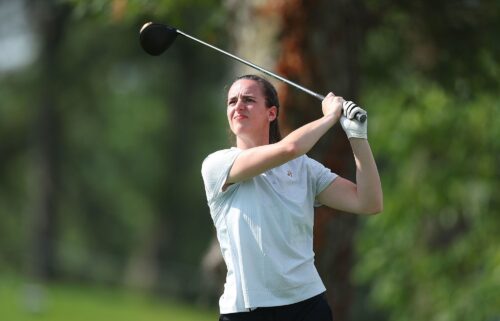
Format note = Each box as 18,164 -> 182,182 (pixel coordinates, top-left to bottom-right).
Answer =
322,92 -> 344,122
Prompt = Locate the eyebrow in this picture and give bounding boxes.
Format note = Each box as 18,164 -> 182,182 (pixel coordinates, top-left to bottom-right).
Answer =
227,93 -> 256,102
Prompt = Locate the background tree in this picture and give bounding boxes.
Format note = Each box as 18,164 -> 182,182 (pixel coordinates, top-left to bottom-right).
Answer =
273,1 -> 367,320
0,0 -> 230,295
354,1 -> 500,320
26,0 -> 71,281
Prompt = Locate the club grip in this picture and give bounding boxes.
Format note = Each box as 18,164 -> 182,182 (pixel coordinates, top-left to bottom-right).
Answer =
343,100 -> 367,123
317,94 -> 367,123
356,113 -> 367,122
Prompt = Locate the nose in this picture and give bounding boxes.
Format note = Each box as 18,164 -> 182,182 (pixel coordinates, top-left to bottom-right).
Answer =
235,98 -> 246,110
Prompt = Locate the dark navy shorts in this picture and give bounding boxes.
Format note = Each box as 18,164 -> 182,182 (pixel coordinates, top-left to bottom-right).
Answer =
219,293 -> 333,321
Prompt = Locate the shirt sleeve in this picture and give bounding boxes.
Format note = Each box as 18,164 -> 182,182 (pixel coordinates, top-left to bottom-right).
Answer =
305,156 -> 338,203
201,148 -> 242,203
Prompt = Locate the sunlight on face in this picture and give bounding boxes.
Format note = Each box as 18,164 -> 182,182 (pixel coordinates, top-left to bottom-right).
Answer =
226,79 -> 270,138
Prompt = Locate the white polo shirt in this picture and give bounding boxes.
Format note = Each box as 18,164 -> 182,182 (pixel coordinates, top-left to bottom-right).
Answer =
201,148 -> 337,314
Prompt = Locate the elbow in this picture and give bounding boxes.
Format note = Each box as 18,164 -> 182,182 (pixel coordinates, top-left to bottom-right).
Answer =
362,189 -> 384,215
367,205 -> 383,215
281,141 -> 302,159
361,199 -> 383,215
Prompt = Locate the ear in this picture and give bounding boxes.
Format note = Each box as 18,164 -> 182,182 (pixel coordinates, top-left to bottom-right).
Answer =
267,106 -> 278,122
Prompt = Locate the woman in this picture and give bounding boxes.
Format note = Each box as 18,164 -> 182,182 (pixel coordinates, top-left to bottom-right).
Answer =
201,74 -> 383,321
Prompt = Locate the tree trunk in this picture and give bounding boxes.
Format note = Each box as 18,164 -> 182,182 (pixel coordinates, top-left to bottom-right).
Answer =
27,0 -> 70,280
275,1 -> 366,320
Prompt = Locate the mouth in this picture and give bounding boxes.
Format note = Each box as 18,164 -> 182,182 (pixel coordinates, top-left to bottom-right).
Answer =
233,115 -> 248,120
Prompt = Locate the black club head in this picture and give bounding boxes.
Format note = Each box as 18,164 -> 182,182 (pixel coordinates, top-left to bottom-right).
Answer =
139,22 -> 178,56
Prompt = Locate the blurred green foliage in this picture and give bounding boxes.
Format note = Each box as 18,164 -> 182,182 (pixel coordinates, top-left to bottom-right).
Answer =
354,1 -> 500,320
0,0 -> 230,294
357,82 -> 500,321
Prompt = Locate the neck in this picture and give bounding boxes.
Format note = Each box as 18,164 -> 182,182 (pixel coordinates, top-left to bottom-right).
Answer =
236,134 -> 269,149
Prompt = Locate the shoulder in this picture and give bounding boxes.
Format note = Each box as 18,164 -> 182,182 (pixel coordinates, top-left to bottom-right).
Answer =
204,148 -> 239,159
201,148 -> 241,176
203,148 -> 240,165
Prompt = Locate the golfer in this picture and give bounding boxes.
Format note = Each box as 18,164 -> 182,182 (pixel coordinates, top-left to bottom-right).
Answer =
201,74 -> 383,321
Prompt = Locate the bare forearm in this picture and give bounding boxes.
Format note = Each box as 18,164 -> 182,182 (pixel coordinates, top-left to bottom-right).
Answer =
350,138 -> 383,213
228,114 -> 338,183
227,93 -> 343,184
280,113 -> 337,157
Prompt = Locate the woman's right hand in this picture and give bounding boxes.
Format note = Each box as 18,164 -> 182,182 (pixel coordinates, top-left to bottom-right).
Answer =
322,92 -> 344,122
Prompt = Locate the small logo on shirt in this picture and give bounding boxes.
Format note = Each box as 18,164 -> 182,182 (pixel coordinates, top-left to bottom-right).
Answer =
287,170 -> 293,178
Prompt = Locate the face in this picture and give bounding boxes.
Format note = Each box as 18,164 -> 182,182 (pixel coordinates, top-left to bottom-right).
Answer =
227,79 -> 277,142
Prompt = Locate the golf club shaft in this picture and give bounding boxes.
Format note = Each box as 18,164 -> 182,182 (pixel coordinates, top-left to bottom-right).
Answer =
176,29 -> 325,101
176,28 -> 366,122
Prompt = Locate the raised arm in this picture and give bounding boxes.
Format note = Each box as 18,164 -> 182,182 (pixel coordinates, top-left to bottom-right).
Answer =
226,93 -> 342,185
317,139 -> 383,214
317,104 -> 383,215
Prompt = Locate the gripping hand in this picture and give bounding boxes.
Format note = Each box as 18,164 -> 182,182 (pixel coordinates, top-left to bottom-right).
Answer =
340,101 -> 368,139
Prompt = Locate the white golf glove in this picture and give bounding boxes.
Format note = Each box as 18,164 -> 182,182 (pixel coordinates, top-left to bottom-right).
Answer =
340,100 -> 368,139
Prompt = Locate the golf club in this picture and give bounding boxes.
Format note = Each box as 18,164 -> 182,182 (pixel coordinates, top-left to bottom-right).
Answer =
139,22 -> 367,123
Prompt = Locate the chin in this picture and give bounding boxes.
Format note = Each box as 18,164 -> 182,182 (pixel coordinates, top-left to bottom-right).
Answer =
231,123 -> 246,134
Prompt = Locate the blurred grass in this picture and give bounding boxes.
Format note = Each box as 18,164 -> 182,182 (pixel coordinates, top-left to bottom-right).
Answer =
0,276 -> 218,321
